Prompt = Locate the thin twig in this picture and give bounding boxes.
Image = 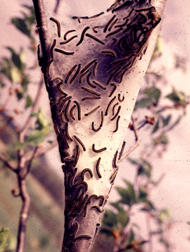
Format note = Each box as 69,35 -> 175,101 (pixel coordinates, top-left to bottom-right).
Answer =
0,153 -> 16,172
118,116 -> 140,162
23,142 -> 57,162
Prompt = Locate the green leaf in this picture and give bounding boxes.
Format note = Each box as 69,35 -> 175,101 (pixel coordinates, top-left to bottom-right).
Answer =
124,180 -> 136,201
31,108 -> 51,130
11,17 -> 31,38
15,142 -> 26,150
116,187 -> 131,205
25,95 -> 33,108
101,210 -> 118,229
135,97 -> 152,109
167,116 -> 182,131
161,115 -> 172,127
26,129 -> 46,146
117,180 -> 136,206
7,47 -> 22,70
153,134 -> 168,146
152,119 -> 159,134
166,88 -> 187,106
109,202 -> 125,213
138,186 -> 148,201
117,211 -> 129,228
135,86 -> 161,109
10,66 -> 21,83
0,227 -> 11,250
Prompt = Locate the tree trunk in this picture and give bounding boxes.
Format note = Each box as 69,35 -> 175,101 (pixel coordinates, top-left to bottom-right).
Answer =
32,0 -> 168,251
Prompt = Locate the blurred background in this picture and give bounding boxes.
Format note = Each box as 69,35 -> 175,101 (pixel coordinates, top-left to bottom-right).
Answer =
0,0 -> 190,251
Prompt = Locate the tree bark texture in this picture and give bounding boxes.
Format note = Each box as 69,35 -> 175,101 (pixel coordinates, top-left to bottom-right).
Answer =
32,0 -> 168,251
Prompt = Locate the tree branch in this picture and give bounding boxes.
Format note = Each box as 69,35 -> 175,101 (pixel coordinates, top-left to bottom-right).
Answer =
0,153 -> 16,172
16,178 -> 31,252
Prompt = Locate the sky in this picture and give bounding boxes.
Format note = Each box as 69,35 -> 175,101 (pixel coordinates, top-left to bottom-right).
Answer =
1,0 -> 190,251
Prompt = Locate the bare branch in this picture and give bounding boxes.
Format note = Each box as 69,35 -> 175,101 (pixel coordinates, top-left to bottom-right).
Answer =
16,178 -> 31,252
118,116 -> 140,162
23,142 -> 57,162
0,152 -> 17,172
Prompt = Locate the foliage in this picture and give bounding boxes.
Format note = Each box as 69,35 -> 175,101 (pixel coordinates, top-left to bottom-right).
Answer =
100,35 -> 189,251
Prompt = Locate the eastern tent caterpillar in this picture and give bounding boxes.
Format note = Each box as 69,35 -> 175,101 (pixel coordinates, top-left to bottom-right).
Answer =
59,96 -> 72,113
96,157 -> 102,178
88,194 -> 98,204
97,195 -> 105,206
93,61 -> 97,75
105,96 -> 116,116
109,83 -> 117,97
118,93 -> 125,102
70,64 -> 81,84
85,105 -> 100,116
79,69 -> 89,83
101,50 -> 116,58
92,26 -> 99,33
118,141 -> 126,160
50,39 -> 56,59
65,122 -> 73,141
113,115 -> 120,133
57,82 -> 67,96
46,59 -> 53,77
89,11 -> 104,19
93,80 -> 106,90
112,102 -> 119,116
73,145 -> 79,167
92,144 -> 107,153
111,105 -> 121,121
54,48 -> 74,55
104,15 -> 116,33
85,33 -> 105,45
82,97 -> 101,101
87,73 -> 96,88
65,65 -> 77,84
74,235 -> 92,243
81,87 -> 100,97
74,101 -> 81,120
76,26 -> 90,46
105,28 -> 122,38
91,205 -> 104,213
81,168 -> 93,180
70,105 -> 76,120
64,29 -> 76,40
60,35 -> 78,45
65,100 -> 71,121
50,17 -> 61,37
108,18 -> 118,31
81,59 -> 97,74
112,150 -> 118,168
92,111 -> 103,132
74,135 -> 86,151
78,195 -> 89,215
